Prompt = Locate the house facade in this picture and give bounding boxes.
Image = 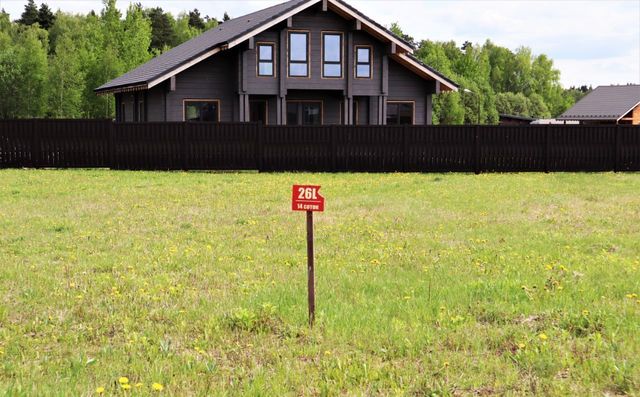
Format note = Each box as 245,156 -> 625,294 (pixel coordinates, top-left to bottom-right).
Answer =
96,0 -> 458,126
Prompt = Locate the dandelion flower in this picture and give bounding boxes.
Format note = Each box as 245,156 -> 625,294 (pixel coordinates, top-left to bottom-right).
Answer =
517,342 -> 526,349
96,387 -> 105,394
152,383 -> 164,391
119,377 -> 129,385
582,310 -> 590,316
135,383 -> 144,388
538,333 -> 548,341
121,384 -> 131,390
443,361 -> 450,368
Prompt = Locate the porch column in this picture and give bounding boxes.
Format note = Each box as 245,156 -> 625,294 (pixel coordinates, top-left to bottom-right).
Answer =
426,94 -> 433,125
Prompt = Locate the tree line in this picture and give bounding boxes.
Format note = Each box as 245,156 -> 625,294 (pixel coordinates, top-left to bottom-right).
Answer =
0,0 -> 588,123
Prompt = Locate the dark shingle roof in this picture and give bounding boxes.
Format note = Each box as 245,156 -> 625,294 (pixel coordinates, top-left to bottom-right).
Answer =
96,0 -> 312,92
558,85 -> 640,121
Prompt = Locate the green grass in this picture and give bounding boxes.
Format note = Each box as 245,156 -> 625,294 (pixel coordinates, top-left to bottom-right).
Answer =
0,170 -> 639,396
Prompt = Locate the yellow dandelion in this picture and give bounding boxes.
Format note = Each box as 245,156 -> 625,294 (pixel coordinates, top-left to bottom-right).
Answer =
443,361 -> 450,368
538,333 -> 548,341
135,383 -> 144,388
517,342 -> 526,349
121,384 -> 131,390
582,310 -> 589,316
118,377 -> 129,385
152,383 -> 164,391
96,386 -> 105,394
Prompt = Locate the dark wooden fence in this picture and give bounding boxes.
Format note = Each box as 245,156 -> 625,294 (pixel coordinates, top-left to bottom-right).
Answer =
1,119 -> 638,172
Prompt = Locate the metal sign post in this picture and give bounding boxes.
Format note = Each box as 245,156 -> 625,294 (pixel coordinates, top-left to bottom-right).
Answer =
292,185 -> 325,328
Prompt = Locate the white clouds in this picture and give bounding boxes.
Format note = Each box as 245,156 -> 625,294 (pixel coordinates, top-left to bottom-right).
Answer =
2,0 -> 638,86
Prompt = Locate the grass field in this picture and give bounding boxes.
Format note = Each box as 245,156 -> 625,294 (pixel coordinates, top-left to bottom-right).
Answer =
0,170 -> 639,396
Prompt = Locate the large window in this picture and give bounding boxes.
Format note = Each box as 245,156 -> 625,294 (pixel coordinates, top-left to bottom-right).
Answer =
322,32 -> 343,78
287,101 -> 322,126
257,43 -> 275,77
355,46 -> 372,79
387,102 -> 414,125
184,100 -> 220,122
288,31 -> 309,77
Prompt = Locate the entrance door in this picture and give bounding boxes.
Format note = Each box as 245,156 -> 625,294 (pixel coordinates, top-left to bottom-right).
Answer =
250,100 -> 268,124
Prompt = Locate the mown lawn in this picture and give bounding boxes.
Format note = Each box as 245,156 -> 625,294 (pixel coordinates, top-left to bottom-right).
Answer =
0,170 -> 639,396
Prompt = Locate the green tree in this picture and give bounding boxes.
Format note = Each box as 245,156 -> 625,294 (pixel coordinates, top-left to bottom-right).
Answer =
18,0 -> 39,26
0,45 -> 21,118
120,3 -> 152,71
14,26 -> 49,117
47,34 -> 85,117
435,92 -> 465,125
223,12 -> 231,22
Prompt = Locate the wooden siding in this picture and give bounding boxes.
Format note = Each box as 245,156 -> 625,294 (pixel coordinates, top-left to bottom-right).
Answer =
146,86 -> 165,122
165,49 -> 238,122
388,59 -> 437,125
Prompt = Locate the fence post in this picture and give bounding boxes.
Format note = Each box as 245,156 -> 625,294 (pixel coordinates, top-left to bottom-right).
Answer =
256,123 -> 263,172
614,126 -> 621,172
402,125 -> 409,172
545,124 -> 551,173
330,125 -> 337,172
474,125 -> 481,174
182,123 -> 189,170
109,121 -> 115,169
31,120 -> 41,169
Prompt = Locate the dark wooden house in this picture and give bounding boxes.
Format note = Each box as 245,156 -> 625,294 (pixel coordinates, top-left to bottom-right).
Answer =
95,0 -> 458,125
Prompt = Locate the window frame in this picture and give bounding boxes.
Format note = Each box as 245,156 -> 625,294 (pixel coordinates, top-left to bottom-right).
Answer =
287,30 -> 310,78
355,45 -> 373,79
321,31 -> 344,79
256,42 -> 276,78
386,101 -> 415,125
286,100 -> 324,126
183,99 -> 221,122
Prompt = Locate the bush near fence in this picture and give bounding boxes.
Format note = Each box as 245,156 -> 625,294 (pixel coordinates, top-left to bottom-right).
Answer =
0,120 -> 638,172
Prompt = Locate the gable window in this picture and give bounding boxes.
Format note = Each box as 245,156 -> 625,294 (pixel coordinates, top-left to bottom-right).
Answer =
184,100 -> 220,122
387,101 -> 414,125
257,43 -> 275,77
288,31 -> 309,77
322,32 -> 343,78
355,46 -> 372,78
287,101 -> 322,126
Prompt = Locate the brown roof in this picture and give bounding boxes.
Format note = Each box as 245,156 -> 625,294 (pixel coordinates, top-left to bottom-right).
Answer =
558,85 -> 640,121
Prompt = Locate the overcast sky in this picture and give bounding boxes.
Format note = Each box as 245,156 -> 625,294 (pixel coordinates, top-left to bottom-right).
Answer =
1,0 -> 639,88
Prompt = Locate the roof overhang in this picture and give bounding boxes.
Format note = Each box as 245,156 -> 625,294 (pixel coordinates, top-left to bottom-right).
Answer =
393,53 -> 458,92
616,100 -> 640,122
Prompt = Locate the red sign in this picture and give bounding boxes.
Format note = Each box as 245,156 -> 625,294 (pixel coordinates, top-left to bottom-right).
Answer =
292,185 -> 325,212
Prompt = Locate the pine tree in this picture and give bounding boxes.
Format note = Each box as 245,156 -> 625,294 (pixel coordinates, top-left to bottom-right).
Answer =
223,12 -> 230,22
146,7 -> 176,51
18,0 -> 39,26
37,3 -> 55,30
188,9 -> 205,30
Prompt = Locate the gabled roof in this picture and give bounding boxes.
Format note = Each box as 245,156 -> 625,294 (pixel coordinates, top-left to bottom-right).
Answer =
558,85 -> 640,121
96,0 -> 458,94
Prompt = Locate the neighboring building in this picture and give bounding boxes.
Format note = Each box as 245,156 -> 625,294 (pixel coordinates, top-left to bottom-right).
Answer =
95,0 -> 458,125
530,119 -> 579,125
558,85 -> 640,125
499,114 -> 535,126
